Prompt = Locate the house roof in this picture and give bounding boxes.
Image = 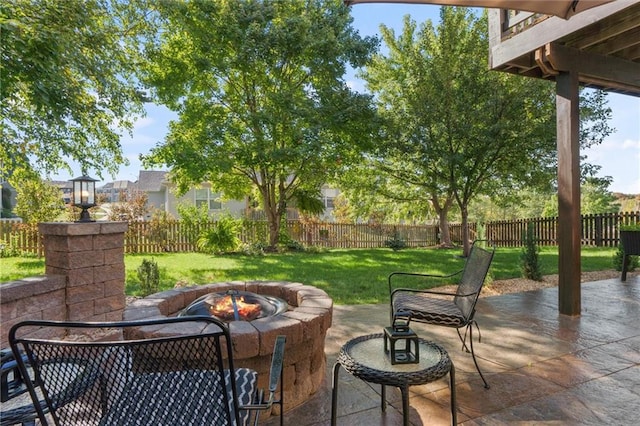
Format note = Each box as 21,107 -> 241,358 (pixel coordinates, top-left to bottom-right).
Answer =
100,180 -> 135,190
136,171 -> 168,192
49,180 -> 73,189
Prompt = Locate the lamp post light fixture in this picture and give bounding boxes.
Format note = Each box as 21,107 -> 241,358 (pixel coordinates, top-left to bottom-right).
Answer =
70,175 -> 98,222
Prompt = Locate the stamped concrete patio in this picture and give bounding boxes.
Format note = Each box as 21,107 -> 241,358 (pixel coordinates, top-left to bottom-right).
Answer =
267,275 -> 640,425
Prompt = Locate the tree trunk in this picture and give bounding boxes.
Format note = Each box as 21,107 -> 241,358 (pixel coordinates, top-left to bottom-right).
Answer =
461,205 -> 471,257
261,185 -> 282,250
438,213 -> 452,247
432,194 -> 454,248
268,217 -> 280,248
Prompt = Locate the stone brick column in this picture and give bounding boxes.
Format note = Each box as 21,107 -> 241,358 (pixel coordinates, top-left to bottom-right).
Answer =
39,222 -> 128,322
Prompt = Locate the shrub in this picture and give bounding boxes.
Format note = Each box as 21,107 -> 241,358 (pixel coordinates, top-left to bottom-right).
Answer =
0,238 -> 21,257
384,228 -> 406,251
277,225 -> 305,252
521,223 -> 542,281
137,258 -> 160,297
197,214 -> 241,254
613,243 -> 638,272
147,209 -> 174,252
241,242 -> 267,256
177,203 -> 212,246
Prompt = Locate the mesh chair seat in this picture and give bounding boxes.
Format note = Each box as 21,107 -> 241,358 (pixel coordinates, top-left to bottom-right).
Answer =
392,293 -> 466,327
100,368 -> 258,426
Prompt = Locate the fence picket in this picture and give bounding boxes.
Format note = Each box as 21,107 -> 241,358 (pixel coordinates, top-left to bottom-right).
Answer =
2,212 -> 639,256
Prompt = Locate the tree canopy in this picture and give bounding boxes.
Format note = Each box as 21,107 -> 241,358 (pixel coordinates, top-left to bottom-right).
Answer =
1,0 -> 152,183
346,8 -> 612,251
140,0 -> 379,247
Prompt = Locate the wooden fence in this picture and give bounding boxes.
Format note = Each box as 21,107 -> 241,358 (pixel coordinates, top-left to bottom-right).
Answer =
122,220 -> 440,254
2,212 -> 639,256
485,212 -> 640,248
0,220 -> 43,257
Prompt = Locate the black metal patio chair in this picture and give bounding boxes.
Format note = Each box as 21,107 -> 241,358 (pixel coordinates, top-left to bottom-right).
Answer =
1,347 -> 39,426
388,240 -> 495,388
9,316 -> 285,426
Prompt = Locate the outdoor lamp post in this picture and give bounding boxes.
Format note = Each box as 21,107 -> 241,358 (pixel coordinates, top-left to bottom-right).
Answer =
70,175 -> 98,222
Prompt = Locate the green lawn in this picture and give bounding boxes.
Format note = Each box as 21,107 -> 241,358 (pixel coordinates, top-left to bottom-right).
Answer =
0,246 -> 618,304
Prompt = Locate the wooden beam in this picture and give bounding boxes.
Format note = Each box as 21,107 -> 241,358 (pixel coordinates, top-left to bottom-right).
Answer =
617,43 -> 640,61
565,8 -> 640,49
489,1 -> 637,69
588,26 -> 640,55
556,70 -> 581,317
535,48 -> 559,76
545,42 -> 640,91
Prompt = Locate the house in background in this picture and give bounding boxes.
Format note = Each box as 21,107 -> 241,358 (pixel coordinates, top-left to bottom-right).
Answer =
133,170 -> 250,220
46,180 -> 73,205
43,170 -> 338,221
109,170 -> 339,221
98,180 -> 136,203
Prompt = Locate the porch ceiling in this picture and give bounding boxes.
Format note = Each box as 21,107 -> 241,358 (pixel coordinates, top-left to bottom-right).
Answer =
489,1 -> 640,96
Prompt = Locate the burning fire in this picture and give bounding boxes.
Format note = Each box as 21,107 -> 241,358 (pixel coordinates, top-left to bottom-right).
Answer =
209,295 -> 262,321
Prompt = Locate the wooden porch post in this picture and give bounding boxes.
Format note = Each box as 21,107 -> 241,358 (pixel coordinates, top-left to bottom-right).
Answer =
556,70 -> 581,316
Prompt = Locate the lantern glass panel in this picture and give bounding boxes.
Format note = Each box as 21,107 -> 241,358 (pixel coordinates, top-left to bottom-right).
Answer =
73,180 -> 81,205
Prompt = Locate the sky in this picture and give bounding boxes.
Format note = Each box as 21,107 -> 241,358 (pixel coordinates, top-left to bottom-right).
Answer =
53,3 -> 640,194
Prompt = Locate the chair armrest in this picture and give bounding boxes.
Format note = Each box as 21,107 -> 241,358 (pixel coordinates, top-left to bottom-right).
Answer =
388,270 -> 462,295
391,287 -> 457,298
391,287 -> 478,298
267,335 -> 286,398
240,335 -> 286,410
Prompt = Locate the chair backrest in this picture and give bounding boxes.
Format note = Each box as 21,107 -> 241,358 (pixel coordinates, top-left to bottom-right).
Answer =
454,241 -> 496,320
9,316 -> 241,426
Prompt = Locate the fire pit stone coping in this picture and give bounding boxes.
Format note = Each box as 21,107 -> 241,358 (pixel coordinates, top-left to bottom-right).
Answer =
122,280 -> 333,413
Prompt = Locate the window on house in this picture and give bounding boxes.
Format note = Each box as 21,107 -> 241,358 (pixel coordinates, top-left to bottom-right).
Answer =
195,188 -> 222,210
324,197 -> 335,209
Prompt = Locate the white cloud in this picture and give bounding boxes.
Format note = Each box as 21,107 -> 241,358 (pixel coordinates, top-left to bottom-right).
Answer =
346,79 -> 366,93
622,138 -> 640,149
133,116 -> 154,130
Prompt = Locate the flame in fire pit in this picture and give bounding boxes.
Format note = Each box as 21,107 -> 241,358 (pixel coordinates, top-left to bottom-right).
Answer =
178,290 -> 289,322
211,294 -> 261,321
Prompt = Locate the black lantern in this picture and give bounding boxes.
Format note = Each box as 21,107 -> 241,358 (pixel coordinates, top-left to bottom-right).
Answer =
70,175 -> 98,222
384,312 -> 419,365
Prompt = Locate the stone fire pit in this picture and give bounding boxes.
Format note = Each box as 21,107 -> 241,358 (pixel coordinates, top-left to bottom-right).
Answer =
122,280 -> 333,413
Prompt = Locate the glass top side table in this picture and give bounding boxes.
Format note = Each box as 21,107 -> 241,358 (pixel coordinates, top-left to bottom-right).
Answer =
331,333 -> 456,426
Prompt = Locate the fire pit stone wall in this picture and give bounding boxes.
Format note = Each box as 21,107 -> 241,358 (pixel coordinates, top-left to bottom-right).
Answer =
122,280 -> 333,413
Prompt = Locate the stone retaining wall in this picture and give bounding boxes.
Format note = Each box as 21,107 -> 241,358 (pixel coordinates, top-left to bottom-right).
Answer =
0,222 -> 127,348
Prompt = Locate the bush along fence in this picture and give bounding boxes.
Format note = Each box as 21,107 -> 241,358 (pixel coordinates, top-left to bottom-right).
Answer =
1,211 -> 639,256
122,220 -> 440,254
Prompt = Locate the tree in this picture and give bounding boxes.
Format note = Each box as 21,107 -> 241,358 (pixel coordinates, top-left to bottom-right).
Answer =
106,189 -> 149,221
542,177 -> 620,217
360,8 -> 612,255
140,0 -> 379,248
13,172 -> 65,223
1,0 -> 152,184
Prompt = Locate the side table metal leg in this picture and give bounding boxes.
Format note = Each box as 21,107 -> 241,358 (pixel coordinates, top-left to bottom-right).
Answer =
331,362 -> 341,426
400,386 -> 410,426
449,362 -> 457,425
381,385 -> 386,412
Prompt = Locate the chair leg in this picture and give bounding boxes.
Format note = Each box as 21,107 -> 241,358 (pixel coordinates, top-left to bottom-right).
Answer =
466,322 -> 489,389
456,328 -> 470,353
